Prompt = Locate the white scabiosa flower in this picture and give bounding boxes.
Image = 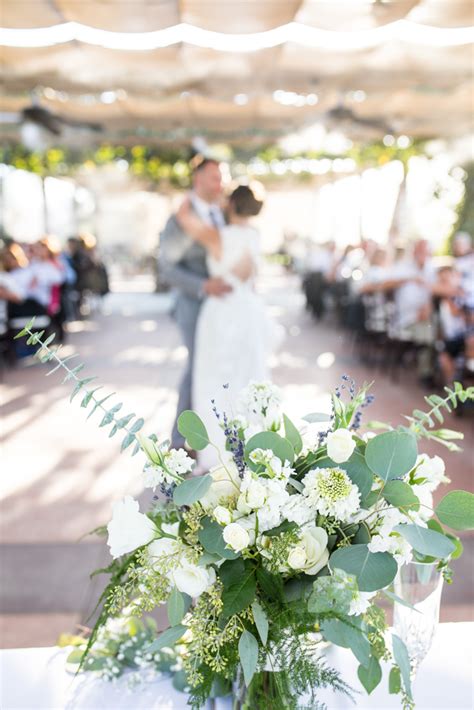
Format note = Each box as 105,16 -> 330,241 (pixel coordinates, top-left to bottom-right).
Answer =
302,467 -> 360,521
326,428 -> 356,464
107,496 -> 157,558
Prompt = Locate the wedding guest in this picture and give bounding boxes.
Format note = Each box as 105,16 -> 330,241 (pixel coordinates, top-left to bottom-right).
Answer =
436,266 -> 467,384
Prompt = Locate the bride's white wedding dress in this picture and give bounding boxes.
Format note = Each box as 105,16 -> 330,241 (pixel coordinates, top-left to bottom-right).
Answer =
192,224 -> 275,470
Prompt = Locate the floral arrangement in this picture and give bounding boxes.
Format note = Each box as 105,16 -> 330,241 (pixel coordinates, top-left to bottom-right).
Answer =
16,321 -> 474,710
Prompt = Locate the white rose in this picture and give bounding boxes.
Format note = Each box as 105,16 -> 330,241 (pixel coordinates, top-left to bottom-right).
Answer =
199,459 -> 241,511
223,522 -> 250,552
245,479 -> 267,509
214,505 -> 232,526
288,546 -> 307,570
297,525 -> 329,575
326,428 -> 356,464
107,496 -> 157,559
172,561 -> 216,598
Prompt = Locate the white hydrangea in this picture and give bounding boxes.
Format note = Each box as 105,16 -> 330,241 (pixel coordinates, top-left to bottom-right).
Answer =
282,494 -> 315,526
237,381 -> 282,431
368,532 -> 412,566
414,454 -> 449,492
302,467 -> 360,521
236,474 -> 290,533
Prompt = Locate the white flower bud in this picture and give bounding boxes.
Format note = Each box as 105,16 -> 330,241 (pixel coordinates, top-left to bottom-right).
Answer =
326,428 -> 356,464
214,505 -> 232,526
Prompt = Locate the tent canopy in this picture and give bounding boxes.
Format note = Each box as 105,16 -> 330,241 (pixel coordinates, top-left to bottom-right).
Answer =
1,1 -> 473,144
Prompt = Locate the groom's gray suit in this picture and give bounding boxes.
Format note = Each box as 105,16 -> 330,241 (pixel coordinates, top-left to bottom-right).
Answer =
160,213 -> 209,448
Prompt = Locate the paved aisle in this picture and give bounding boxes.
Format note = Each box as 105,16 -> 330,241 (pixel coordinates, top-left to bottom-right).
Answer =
1,269 -> 472,646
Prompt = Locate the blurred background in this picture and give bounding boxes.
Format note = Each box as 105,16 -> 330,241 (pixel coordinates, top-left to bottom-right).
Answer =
0,1 -> 473,647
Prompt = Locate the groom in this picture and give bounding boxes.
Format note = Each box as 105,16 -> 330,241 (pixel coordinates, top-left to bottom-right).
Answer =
160,157 -> 232,451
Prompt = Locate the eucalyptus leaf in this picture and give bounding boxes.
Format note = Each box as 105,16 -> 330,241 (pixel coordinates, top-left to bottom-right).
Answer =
167,588 -> 190,626
173,474 -> 212,507
302,412 -> 331,423
357,656 -> 382,694
392,634 -> 412,699
389,666 -> 401,695
435,490 -> 474,531
238,631 -> 259,687
251,601 -> 269,646
394,523 -> 455,558
199,518 -> 239,560
383,590 -> 421,613
329,544 -> 398,592
147,624 -> 187,653
365,430 -> 417,482
320,618 -> 371,667
382,480 -> 420,511
283,414 -> 303,455
177,410 -> 209,450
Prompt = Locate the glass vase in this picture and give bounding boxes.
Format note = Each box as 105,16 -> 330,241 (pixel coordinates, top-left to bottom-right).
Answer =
393,562 -> 444,680
232,668 -> 295,710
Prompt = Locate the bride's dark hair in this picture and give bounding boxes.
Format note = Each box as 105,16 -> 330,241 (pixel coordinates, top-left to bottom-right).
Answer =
229,183 -> 264,217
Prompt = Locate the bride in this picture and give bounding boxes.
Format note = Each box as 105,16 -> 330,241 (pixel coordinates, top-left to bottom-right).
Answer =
177,183 -> 274,469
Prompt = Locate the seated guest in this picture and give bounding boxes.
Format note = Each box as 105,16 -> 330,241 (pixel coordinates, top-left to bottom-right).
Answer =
377,239 -> 437,383
436,266 -> 467,384
0,268 -> 25,337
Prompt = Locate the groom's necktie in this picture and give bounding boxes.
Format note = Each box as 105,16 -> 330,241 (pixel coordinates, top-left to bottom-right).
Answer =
209,207 -> 222,228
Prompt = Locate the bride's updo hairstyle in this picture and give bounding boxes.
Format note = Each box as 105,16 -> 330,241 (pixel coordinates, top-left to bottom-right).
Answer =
229,182 -> 265,217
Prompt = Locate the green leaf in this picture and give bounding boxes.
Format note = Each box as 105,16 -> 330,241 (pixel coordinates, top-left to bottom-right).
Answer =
394,524 -> 455,558
66,649 -> 85,664
244,431 -> 294,469
221,566 -> 256,618
129,417 -> 145,434
167,588 -> 190,626
14,317 -> 36,338
264,520 -> 298,537
283,414 -> 303,455
302,412 -> 331,423
173,474 -> 212,506
382,480 -> 420,511
147,624 -> 187,653
251,602 -> 269,646
218,558 -> 245,588
177,411 -> 209,450
389,666 -> 401,694
320,618 -> 371,667
238,630 -> 259,687
365,430 -> 418,482
357,656 -> 382,694
383,590 -> 421,613
392,634 -> 412,699
256,568 -> 283,602
198,517 -> 238,560
435,490 -> 474,531
121,433 -> 136,452
329,544 -> 398,592
172,669 -> 190,693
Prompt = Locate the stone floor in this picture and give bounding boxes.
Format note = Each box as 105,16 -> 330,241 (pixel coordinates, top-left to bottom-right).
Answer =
1,268 -> 473,648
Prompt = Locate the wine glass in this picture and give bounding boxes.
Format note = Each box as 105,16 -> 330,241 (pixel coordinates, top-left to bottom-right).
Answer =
393,562 -> 444,680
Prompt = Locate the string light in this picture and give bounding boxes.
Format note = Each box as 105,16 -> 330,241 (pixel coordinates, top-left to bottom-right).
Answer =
0,21 -> 472,51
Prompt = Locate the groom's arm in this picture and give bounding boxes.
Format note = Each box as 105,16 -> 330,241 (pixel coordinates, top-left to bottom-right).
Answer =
160,216 -> 206,300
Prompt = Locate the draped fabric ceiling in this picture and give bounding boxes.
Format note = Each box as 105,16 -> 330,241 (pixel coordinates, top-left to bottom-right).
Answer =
1,0 -> 473,145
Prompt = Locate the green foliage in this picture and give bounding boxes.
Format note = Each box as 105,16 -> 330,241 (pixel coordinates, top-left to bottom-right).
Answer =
307,569 -> 356,615
320,617 -> 371,667
177,411 -> 210,451
173,474 -> 212,506
435,490 -> 474,531
405,384 -> 474,451
238,630 -> 259,686
394,524 -> 456,558
15,321 -> 145,456
167,588 -> 191,626
283,414 -> 303,455
392,634 -> 412,699
365,431 -> 418,482
198,517 -> 239,559
147,624 -> 187,653
221,563 -> 256,618
382,480 -> 420,512
357,656 -> 382,694
251,602 -> 269,646
329,544 -> 398,592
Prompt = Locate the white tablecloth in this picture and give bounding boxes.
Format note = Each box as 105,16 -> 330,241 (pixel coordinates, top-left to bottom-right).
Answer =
1,623 -> 473,709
